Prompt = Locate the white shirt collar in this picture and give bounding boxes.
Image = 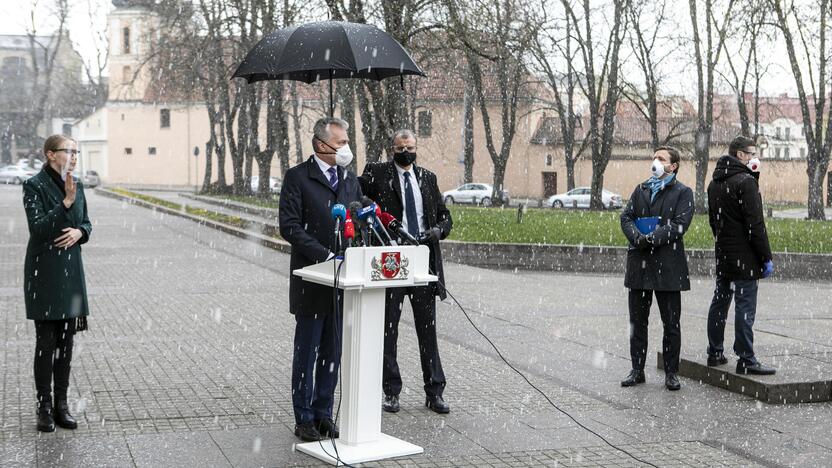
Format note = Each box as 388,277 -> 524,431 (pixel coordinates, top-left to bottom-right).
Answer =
313,154 -> 336,175
394,162 -> 415,179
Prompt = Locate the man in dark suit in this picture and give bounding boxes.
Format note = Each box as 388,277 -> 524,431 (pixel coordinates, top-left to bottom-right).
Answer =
359,129 -> 453,414
279,117 -> 363,442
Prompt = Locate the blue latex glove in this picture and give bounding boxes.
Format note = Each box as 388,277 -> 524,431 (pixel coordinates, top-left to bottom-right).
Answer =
762,260 -> 774,278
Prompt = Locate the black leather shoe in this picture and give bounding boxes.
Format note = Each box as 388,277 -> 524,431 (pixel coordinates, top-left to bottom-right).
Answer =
707,353 -> 729,367
425,395 -> 450,414
54,399 -> 78,429
665,373 -> 681,391
620,369 -> 646,387
316,418 -> 339,438
294,421 -> 322,442
36,401 -> 55,433
737,361 -> 776,375
382,394 -> 400,413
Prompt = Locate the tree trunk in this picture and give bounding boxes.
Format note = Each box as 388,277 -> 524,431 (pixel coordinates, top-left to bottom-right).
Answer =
202,139 -> 213,192
694,128 -> 711,213
491,156 -> 507,206
566,156 -> 576,192
807,154 -> 829,219
462,69 -> 475,184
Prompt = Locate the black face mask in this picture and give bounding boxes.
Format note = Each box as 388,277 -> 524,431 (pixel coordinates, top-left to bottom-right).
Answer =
394,151 -> 417,167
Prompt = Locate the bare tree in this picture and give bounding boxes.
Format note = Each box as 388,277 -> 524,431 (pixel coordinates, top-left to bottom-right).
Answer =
722,0 -> 768,138
688,0 -> 736,213
25,0 -> 70,165
562,0 -> 627,210
771,0 -> 832,219
531,3 -> 588,191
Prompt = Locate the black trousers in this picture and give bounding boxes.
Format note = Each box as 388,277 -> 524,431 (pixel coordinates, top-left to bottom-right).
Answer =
383,286 -> 446,398
34,319 -> 76,404
628,289 -> 681,373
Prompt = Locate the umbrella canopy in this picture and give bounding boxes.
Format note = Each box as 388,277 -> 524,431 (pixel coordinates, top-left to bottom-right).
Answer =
232,21 -> 425,84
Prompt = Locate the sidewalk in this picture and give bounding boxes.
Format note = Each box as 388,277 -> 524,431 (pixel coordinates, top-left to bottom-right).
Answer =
2,185 -> 830,467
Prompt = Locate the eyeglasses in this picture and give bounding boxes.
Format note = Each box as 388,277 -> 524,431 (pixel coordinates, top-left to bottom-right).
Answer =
393,146 -> 417,153
53,149 -> 81,156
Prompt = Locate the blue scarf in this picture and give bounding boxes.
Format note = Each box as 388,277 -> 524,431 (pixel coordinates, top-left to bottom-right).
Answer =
647,174 -> 675,202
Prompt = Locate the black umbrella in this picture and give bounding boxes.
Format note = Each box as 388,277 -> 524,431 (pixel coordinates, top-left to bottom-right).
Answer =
232,21 -> 425,116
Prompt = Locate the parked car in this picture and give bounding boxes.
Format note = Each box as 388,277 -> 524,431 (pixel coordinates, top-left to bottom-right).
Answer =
547,187 -> 623,209
83,170 -> 101,188
0,165 -> 36,184
14,158 -> 43,170
250,176 -> 281,193
443,183 -> 510,207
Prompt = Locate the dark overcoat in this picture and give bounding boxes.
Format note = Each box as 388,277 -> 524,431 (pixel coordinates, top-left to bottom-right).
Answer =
22,169 -> 92,321
279,156 -> 363,316
620,177 -> 694,291
707,155 -> 773,280
358,161 -> 453,300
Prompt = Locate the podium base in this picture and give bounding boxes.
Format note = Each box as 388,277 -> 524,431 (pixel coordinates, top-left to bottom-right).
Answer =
295,433 -> 424,465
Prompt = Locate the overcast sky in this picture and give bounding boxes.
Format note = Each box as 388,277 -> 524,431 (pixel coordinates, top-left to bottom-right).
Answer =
0,0 -> 801,98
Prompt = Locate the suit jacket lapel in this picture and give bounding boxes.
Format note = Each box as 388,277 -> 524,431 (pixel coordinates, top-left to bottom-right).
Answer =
307,155 -> 336,194
388,162 -> 403,209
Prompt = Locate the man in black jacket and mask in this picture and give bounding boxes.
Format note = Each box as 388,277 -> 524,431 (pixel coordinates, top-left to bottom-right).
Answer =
706,135 -> 776,375
359,129 -> 453,414
620,146 -> 694,391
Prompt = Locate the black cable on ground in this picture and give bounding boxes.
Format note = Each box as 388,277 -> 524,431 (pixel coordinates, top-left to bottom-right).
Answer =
438,278 -> 659,468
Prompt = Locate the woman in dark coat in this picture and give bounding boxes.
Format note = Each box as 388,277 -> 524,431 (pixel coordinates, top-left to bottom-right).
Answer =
619,146 -> 694,391
23,134 -> 91,432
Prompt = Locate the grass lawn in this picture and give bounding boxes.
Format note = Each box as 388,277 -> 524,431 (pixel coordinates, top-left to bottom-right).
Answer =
206,193 -> 279,209
447,206 -> 832,254
111,188 -> 249,229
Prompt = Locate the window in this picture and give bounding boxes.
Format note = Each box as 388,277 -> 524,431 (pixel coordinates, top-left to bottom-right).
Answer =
124,147 -> 132,155
122,27 -> 130,54
801,148 -> 806,158
148,147 -> 157,155
776,127 -> 781,139
785,127 -> 791,140
122,65 -> 132,83
62,123 -> 72,136
775,147 -> 781,158
417,110 -> 432,137
784,147 -> 790,158
121,113 -> 125,121
160,108 -> 170,128
545,154 -> 553,166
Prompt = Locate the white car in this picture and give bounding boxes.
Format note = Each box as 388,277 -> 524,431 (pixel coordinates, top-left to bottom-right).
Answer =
250,176 -> 281,193
443,183 -> 510,207
0,165 -> 36,184
15,158 -> 43,170
547,187 -> 623,209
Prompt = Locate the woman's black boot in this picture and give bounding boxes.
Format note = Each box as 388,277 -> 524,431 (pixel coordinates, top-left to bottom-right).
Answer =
54,399 -> 78,429
37,400 -> 55,432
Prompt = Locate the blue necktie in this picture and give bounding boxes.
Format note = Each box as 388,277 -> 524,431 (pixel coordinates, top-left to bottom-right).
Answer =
327,167 -> 338,192
403,172 -> 419,237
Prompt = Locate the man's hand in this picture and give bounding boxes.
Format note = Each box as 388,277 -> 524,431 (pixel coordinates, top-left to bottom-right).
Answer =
63,172 -> 76,209
635,234 -> 652,249
762,260 -> 774,278
425,227 -> 442,243
55,228 -> 83,249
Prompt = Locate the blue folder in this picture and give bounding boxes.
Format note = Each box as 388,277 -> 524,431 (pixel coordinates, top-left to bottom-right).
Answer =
635,216 -> 660,235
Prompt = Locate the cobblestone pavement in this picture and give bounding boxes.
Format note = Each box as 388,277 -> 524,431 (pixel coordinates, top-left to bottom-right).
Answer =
1,185 -> 827,467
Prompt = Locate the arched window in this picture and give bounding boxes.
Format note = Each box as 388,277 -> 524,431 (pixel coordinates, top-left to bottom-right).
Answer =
122,27 -> 131,54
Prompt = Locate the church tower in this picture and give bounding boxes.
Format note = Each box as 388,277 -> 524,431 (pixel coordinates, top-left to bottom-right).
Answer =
107,0 -> 157,101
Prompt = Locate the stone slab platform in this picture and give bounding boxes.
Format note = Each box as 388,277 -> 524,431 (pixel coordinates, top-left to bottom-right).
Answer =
658,351 -> 832,404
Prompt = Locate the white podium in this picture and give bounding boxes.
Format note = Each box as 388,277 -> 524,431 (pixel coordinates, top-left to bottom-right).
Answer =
293,245 -> 436,465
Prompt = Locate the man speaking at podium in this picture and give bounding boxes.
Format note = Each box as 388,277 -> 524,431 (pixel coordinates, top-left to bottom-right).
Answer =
359,129 -> 453,414
279,117 -> 363,442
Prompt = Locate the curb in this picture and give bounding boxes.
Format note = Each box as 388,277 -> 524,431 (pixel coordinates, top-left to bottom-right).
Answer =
94,188 -> 291,255
178,193 -> 279,221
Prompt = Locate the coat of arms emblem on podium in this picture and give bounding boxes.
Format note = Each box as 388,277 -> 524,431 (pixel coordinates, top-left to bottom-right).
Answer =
371,252 -> 410,281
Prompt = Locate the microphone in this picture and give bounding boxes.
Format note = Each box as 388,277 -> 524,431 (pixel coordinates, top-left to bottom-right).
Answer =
372,205 -> 395,245
344,216 -> 355,245
331,203 -> 347,232
348,201 -> 366,246
357,202 -> 386,245
379,212 -> 418,246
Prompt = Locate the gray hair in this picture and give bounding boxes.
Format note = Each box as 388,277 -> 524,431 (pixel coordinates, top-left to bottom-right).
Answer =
391,129 -> 417,147
312,117 -> 349,151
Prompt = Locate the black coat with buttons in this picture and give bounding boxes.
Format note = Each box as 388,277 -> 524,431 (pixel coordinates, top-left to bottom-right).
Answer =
620,177 -> 695,291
